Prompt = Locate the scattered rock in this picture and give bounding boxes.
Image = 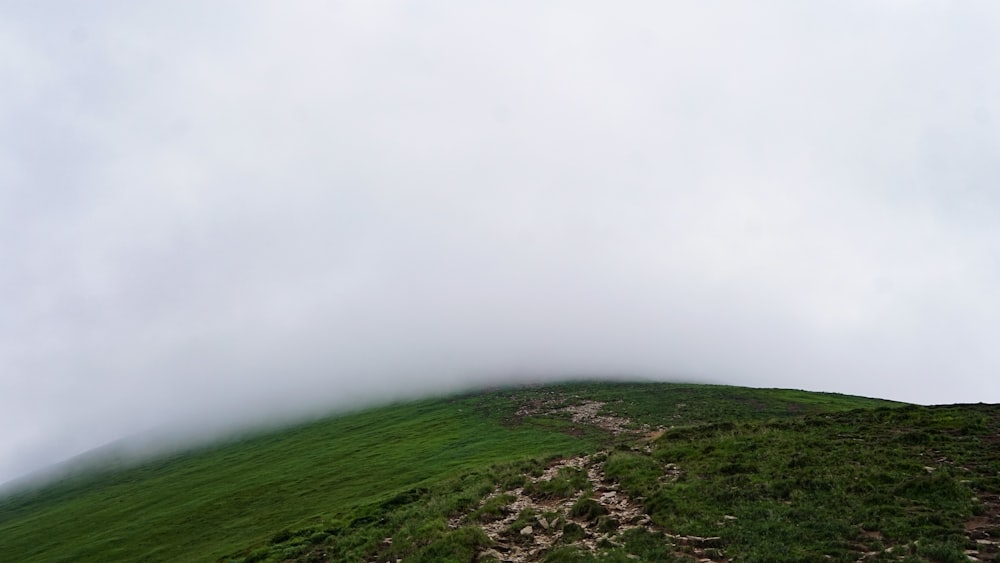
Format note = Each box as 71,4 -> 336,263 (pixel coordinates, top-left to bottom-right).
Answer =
452,451 -> 676,562
451,393 -> 742,561
976,538 -> 999,546
666,533 -> 723,548
515,397 -> 647,436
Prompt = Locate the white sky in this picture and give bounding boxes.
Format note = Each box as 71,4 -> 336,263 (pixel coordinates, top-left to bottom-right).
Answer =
2,1 -> 1000,484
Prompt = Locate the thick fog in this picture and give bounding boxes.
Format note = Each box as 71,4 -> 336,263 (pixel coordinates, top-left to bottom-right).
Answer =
2,2 -> 1000,485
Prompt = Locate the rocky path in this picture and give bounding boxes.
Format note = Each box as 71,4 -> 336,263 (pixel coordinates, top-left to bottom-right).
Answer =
515,397 -> 661,437
448,452 -> 726,563
962,492 -> 1000,561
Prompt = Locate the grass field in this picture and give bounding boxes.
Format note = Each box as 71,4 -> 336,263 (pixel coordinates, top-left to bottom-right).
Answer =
2,381 -> 996,562
0,397 -> 589,561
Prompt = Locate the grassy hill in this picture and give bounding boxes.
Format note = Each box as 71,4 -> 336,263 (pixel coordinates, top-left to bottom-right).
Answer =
1,382 -> 997,562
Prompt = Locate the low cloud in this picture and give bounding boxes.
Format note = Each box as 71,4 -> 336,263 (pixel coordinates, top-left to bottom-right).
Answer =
2,1 -> 999,484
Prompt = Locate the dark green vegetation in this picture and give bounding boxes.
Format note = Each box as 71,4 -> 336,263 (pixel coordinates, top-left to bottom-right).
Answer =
1,381 -> 997,562
623,404 -> 1000,561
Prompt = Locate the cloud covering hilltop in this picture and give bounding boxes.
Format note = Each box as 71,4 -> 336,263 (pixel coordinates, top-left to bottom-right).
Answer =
2,1 -> 999,484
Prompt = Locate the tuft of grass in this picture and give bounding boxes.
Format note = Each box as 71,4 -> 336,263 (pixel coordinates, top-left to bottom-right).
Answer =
569,496 -> 608,521
603,451 -> 662,493
525,466 -> 590,499
469,493 -> 514,523
560,521 -> 587,543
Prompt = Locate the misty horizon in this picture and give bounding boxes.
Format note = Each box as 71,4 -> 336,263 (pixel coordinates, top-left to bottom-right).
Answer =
3,2 -> 1000,485
0,375 -> 897,490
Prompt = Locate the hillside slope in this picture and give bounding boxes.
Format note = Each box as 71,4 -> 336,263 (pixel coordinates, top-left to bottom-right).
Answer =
2,382 -> 997,562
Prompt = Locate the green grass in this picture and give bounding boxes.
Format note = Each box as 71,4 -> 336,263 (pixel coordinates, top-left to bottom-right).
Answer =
0,396 -> 587,562
633,404 -> 1000,561
476,381 -> 898,427
4,381 -> 981,563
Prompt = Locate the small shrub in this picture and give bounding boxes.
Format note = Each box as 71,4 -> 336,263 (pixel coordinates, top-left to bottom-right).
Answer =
570,497 -> 607,521
560,522 -> 586,543
597,516 -> 619,533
